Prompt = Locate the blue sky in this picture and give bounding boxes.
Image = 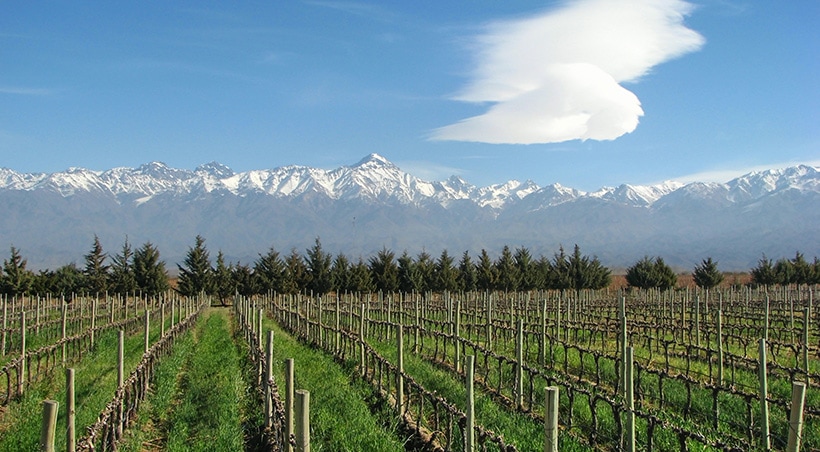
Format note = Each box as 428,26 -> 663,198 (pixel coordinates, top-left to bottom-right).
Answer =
1,1 -> 817,191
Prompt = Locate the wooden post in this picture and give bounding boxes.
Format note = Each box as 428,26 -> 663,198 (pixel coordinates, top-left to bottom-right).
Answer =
486,295 -> 493,350
360,304 -> 366,377
61,303 -> 68,365
40,400 -> 59,452
516,318 -> 524,410
19,311 -> 26,396
465,355 -> 475,452
295,390 -> 310,452
285,358 -> 295,452
335,296 -> 341,354
144,311 -> 150,354
396,324 -> 405,417
539,299 -> 547,366
694,295 -> 700,347
90,298 -> 96,347
803,308 -> 810,383
118,330 -> 125,387
786,381 -> 807,452
717,310 -> 724,386
265,331 -> 274,429
455,299 -> 461,373
625,346 -> 636,452
66,368 -> 76,452
758,338 -> 770,450
544,386 -> 559,452
161,302 -> 165,337
1,296 -> 7,356
620,297 -> 627,398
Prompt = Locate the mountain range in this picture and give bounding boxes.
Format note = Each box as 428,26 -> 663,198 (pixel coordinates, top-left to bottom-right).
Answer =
1,153 -> 818,272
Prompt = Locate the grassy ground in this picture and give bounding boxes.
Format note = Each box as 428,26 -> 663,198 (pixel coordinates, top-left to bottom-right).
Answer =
263,316 -> 408,452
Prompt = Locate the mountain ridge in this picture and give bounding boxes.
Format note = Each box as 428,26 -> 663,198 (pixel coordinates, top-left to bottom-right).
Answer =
0,154 -> 818,271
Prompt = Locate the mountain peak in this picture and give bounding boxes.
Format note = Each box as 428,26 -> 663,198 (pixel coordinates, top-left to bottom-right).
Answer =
196,161 -> 234,179
353,153 -> 393,169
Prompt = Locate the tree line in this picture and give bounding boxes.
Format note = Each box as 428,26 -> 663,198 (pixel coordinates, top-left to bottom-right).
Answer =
1,235 -> 818,299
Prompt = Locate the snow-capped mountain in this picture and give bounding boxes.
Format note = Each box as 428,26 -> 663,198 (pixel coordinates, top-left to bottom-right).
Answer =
0,154 -> 818,271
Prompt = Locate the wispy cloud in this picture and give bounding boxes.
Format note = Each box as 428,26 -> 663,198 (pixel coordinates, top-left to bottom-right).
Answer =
0,86 -> 51,96
395,160 -> 466,181
671,159 -> 820,184
431,0 -> 704,144
303,1 -> 396,22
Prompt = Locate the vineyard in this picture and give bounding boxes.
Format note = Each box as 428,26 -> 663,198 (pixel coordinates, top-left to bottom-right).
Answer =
0,286 -> 817,451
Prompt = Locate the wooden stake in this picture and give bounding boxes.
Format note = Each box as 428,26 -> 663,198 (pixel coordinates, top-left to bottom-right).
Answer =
465,355 -> 475,452
295,390 -> 310,452
544,386 -> 559,452
66,369 -> 76,452
786,381 -> 807,452
40,400 -> 59,452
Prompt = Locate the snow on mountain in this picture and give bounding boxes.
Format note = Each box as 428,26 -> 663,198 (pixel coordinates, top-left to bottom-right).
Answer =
0,156 -> 817,211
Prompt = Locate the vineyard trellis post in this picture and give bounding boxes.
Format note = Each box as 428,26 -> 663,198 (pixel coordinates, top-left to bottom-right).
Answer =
455,299 -> 461,373
266,330 -> 274,429
61,302 -> 68,365
90,298 -> 96,347
360,304 -> 366,377
803,307 -> 810,384
18,310 -> 25,396
545,385 -> 559,452
144,310 -> 150,354
626,346 -> 635,452
619,297 -> 627,398
516,318 -> 524,410
295,389 -> 310,452
397,324 -> 405,416
286,358 -> 295,452
40,399 -> 58,452
466,354 -> 475,452
2,296 -> 7,356
67,368 -> 76,452
539,298 -> 547,366
787,381 -> 807,452
758,338 -> 770,450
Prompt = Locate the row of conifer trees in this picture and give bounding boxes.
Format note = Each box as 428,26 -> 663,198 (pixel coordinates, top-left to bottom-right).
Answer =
0,235 -> 817,299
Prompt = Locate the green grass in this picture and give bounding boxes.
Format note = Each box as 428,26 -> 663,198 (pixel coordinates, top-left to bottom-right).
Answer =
263,316 -> 408,452
164,309 -> 246,452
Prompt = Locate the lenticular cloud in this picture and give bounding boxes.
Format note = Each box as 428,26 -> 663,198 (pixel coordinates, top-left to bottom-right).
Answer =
431,0 -> 705,144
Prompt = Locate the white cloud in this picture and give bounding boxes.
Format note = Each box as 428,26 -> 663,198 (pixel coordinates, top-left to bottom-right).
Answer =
672,159 -> 820,184
431,0 -> 704,144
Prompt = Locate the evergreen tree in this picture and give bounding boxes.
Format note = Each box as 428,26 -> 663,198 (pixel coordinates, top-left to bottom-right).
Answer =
415,251 -> 435,294
109,237 -> 137,296
566,244 -> 611,291
306,238 -> 332,296
750,255 -> 778,287
177,235 -> 213,297
790,252 -> 813,285
83,235 -> 109,295
397,251 -> 420,293
625,256 -> 676,290
254,246 -> 285,294
434,249 -> 459,293
231,262 -> 256,297
549,246 -> 572,290
514,247 -> 537,291
368,247 -> 398,293
692,257 -> 724,289
32,264 -> 84,296
475,249 -> 496,291
331,253 -> 351,294
773,257 -> 795,285
1,247 -> 33,296
457,251 -> 478,292
494,245 -> 519,292
348,258 -> 374,293
133,242 -> 169,297
283,248 -> 309,294
212,251 -> 234,305
534,255 -> 553,290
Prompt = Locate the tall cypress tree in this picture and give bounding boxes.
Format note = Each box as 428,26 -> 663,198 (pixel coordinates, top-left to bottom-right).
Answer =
212,251 -> 234,304
475,249 -> 496,292
306,238 -> 332,296
457,251 -> 477,292
177,235 -> 213,297
83,235 -> 109,295
1,247 -> 33,296
369,247 -> 398,293
254,246 -> 285,294
435,249 -> 459,293
109,237 -> 137,296
133,242 -> 169,297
